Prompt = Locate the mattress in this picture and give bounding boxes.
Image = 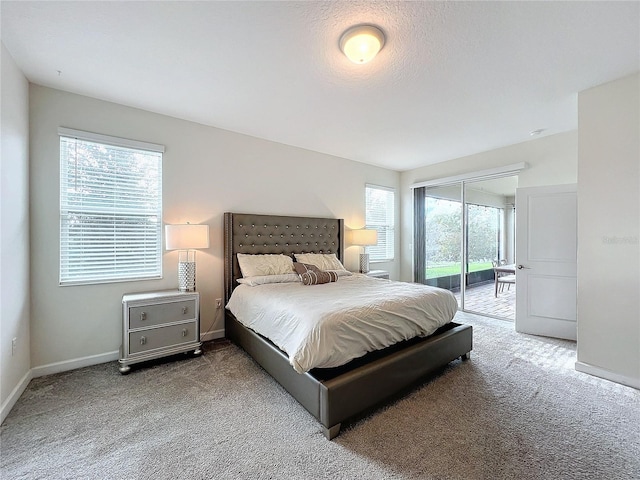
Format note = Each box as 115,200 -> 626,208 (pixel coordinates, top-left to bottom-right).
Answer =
226,274 -> 458,373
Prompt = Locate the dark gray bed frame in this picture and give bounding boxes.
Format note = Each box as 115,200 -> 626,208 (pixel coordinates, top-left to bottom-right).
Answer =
223,212 -> 472,439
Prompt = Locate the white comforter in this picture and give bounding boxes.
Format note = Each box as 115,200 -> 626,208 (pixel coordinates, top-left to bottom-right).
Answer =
226,274 -> 458,373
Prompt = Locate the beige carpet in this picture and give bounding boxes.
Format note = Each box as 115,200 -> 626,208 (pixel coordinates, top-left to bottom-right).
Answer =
1,312 -> 638,480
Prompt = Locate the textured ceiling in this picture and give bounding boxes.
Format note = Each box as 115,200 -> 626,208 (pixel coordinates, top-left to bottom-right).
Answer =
2,1 -> 639,171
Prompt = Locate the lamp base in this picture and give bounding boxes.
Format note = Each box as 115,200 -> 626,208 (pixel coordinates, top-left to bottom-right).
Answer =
178,261 -> 196,292
359,253 -> 370,274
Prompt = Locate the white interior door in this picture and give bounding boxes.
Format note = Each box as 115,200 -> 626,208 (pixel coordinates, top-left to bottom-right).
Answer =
515,184 -> 577,340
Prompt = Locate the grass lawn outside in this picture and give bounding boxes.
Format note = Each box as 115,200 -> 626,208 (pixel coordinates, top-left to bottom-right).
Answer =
426,261 -> 492,279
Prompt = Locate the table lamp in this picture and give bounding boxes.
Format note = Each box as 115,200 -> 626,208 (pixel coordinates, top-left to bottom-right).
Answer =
351,228 -> 378,274
165,223 -> 210,292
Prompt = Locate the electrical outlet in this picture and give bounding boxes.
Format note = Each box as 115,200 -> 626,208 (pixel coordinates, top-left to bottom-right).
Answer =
216,298 -> 222,309
12,337 -> 17,356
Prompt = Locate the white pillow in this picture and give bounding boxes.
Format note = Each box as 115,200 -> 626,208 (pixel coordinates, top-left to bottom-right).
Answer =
332,269 -> 353,277
237,273 -> 300,286
294,253 -> 349,273
237,253 -> 295,278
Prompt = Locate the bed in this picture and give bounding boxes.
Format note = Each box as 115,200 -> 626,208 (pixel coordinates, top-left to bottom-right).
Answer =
224,212 -> 472,439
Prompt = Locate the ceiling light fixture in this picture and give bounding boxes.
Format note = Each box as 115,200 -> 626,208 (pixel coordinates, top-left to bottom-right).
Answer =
340,25 -> 385,64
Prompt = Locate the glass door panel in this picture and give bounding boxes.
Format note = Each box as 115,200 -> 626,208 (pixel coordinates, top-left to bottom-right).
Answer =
463,177 -> 517,320
424,184 -> 462,308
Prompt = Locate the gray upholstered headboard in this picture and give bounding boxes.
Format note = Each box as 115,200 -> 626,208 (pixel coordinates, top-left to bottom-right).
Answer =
223,212 -> 345,303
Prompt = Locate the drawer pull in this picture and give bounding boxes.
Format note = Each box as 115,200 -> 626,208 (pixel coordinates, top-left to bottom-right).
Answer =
182,306 -> 188,314
140,336 -> 147,345
182,328 -> 188,337
140,312 -> 147,321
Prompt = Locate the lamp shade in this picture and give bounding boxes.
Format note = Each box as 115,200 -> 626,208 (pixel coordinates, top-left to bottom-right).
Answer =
165,224 -> 209,250
351,228 -> 378,246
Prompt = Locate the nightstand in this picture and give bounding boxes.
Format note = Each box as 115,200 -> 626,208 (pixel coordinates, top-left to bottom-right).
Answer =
119,290 -> 202,374
366,270 -> 390,279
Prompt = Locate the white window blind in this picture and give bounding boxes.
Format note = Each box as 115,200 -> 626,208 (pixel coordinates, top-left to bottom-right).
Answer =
365,184 -> 395,262
59,128 -> 163,285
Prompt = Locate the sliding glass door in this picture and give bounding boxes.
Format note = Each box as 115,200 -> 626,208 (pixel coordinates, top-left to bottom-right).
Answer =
415,175 -> 517,319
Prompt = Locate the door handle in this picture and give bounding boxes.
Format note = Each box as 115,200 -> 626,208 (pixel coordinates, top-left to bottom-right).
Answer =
517,265 -> 529,269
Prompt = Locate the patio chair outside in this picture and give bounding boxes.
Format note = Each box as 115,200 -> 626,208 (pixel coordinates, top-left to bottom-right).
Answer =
493,260 -> 516,296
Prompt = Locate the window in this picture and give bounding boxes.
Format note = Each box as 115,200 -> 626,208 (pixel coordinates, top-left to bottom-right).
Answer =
365,184 -> 395,262
59,128 -> 163,285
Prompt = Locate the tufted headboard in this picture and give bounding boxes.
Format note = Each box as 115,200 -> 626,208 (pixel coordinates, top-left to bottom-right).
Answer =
223,212 -> 344,304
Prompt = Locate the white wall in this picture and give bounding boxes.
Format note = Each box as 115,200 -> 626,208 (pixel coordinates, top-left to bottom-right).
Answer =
29,85 -> 400,369
399,131 -> 578,281
1,43 -> 31,421
576,73 -> 639,388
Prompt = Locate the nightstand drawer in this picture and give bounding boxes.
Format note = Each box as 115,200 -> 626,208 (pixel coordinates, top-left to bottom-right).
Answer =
129,321 -> 198,354
120,290 -> 202,373
129,299 -> 196,329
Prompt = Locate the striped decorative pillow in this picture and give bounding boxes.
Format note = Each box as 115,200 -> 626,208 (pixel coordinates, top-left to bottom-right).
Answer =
293,263 -> 338,286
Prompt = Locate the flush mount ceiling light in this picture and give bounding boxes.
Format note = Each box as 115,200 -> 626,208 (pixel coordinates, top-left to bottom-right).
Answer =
339,25 -> 385,64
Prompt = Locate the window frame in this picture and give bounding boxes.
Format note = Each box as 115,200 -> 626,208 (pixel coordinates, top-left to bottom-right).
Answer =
365,183 -> 396,263
58,127 -> 164,286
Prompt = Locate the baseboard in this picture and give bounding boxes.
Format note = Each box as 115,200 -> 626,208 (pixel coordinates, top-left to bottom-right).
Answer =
1,369 -> 33,424
575,361 -> 640,390
201,328 -> 225,342
31,350 -> 120,379
31,332 -> 226,378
